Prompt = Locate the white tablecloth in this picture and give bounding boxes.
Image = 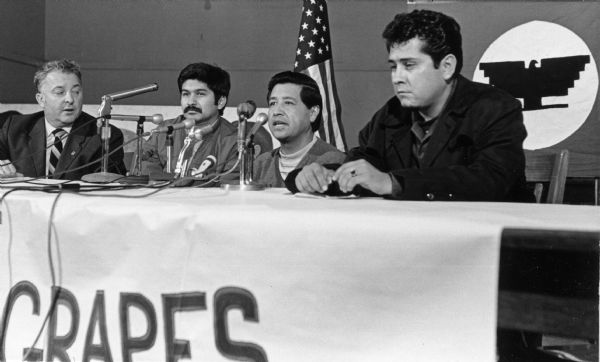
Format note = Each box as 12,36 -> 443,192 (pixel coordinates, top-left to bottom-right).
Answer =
1,186 -> 598,361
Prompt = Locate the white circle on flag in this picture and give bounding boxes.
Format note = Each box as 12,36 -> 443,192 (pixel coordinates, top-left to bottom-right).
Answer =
473,21 -> 598,150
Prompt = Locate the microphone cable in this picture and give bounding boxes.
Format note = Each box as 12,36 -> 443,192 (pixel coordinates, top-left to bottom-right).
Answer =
0,189 -> 64,362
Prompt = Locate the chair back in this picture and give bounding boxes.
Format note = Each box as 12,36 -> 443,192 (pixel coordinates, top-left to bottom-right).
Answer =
525,150 -> 570,204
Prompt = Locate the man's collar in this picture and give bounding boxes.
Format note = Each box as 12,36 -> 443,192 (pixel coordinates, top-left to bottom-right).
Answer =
442,75 -> 473,115
44,118 -> 72,136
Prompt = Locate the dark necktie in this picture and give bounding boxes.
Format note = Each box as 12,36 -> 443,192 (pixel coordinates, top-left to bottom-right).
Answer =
48,128 -> 67,176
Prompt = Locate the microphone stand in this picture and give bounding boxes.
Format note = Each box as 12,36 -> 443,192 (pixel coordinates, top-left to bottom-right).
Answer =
81,96 -> 124,183
119,117 -> 151,184
166,130 -> 174,173
135,118 -> 145,176
221,111 -> 264,191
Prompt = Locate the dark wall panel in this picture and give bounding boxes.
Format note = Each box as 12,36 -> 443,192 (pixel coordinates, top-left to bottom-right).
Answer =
0,0 -> 46,102
1,0 -> 407,147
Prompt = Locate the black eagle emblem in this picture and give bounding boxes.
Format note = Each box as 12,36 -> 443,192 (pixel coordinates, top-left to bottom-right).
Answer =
479,55 -> 590,111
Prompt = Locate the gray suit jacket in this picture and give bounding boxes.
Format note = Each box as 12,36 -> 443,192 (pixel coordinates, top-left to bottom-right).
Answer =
253,138 -> 345,187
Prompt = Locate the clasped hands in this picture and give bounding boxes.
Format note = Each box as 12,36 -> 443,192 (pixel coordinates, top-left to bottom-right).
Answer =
0,159 -> 22,178
294,159 -> 392,195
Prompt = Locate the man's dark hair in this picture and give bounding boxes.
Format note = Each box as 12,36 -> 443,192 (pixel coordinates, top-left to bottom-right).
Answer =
267,71 -> 322,133
177,62 -> 231,115
382,10 -> 463,77
34,59 -> 82,92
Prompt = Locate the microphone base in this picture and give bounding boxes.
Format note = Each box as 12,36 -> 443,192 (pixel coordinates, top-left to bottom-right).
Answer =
81,172 -> 124,183
221,183 -> 265,191
117,175 -> 150,185
149,172 -> 176,181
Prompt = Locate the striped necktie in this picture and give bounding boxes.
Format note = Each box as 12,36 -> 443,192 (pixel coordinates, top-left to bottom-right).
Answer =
48,128 -> 67,176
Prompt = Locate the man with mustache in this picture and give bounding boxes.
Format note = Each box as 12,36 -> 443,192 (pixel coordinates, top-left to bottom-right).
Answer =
286,10 -> 532,202
253,71 -> 345,187
141,62 -> 239,182
0,59 -> 126,179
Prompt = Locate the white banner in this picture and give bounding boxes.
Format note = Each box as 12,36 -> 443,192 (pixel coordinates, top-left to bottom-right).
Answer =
1,188 -> 598,361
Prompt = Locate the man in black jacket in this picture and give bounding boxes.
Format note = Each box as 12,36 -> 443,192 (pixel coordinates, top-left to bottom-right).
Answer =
0,59 -> 126,180
287,10 -> 532,202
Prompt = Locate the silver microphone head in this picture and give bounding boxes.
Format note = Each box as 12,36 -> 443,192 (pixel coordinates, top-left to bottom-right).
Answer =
255,112 -> 268,126
237,100 -> 257,120
150,114 -> 164,125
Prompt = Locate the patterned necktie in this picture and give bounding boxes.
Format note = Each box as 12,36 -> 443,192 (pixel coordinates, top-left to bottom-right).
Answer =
48,128 -> 67,176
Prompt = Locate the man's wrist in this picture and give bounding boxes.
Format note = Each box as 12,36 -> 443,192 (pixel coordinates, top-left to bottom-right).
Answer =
389,173 -> 403,198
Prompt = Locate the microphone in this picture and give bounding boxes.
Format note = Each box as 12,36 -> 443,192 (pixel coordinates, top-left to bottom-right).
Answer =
152,119 -> 195,134
103,83 -> 159,101
105,114 -> 164,124
237,100 -> 257,120
236,100 -> 256,154
190,120 -> 218,141
245,113 -> 268,147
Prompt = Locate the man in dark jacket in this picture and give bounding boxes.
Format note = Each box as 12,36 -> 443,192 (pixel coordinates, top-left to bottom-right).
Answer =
0,59 -> 126,179
286,10 -> 532,202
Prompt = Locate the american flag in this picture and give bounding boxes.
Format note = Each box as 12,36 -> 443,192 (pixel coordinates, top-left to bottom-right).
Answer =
294,0 -> 346,152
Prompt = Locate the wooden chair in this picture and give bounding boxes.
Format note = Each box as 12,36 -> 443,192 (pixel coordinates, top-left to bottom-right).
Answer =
525,150 -> 570,204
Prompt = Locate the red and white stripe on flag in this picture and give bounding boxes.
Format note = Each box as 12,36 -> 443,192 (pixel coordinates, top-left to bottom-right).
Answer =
294,0 -> 347,152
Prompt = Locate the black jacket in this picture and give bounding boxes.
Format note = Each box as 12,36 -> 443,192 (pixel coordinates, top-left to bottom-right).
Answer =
287,76 -> 533,202
0,111 -> 126,180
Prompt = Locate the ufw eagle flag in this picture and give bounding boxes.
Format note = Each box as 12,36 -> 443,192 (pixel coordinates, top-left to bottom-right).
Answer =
294,0 -> 347,152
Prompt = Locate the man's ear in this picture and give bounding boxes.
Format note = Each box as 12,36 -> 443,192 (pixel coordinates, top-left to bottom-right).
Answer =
309,106 -> 320,123
217,96 -> 227,111
440,54 -> 457,81
35,92 -> 45,108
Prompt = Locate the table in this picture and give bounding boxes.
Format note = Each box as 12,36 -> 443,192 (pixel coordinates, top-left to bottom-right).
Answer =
0,186 -> 598,361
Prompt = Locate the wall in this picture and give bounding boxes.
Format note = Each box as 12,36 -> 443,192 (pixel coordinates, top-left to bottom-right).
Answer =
0,0 -> 46,103
0,0 -> 408,148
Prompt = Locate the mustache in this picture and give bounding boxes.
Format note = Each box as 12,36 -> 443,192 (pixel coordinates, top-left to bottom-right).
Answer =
184,106 -> 202,114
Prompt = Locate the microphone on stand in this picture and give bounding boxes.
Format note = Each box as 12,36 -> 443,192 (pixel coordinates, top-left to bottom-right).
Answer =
245,113 -> 269,147
105,114 -> 164,124
236,100 -> 256,154
84,83 -> 161,183
190,120 -> 218,141
103,83 -> 159,101
151,119 -> 195,134
237,100 -> 257,120
220,101 -> 265,191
